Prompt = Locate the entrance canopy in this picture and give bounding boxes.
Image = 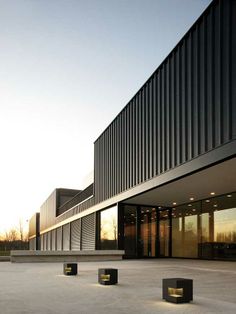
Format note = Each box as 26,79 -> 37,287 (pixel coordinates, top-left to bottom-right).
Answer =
123,157 -> 236,207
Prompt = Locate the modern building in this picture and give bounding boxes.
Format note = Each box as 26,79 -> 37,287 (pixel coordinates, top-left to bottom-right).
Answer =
29,0 -> 236,261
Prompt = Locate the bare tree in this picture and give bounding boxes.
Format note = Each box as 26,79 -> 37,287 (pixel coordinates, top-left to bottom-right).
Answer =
112,216 -> 117,241
5,228 -> 19,242
18,219 -> 24,242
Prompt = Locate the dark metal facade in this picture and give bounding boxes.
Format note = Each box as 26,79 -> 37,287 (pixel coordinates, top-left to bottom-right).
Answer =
40,188 -> 82,231
29,212 -> 40,250
57,184 -> 94,216
94,0 -> 236,204
37,0 -> 236,245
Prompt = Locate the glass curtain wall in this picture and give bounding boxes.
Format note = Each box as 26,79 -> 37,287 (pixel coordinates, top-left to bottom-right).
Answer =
121,192 -> 236,260
172,202 -> 200,258
159,210 -> 170,257
123,205 -> 137,257
100,206 -> 118,250
140,207 -> 157,257
172,192 -> 236,260
200,193 -> 236,260
123,205 -> 170,258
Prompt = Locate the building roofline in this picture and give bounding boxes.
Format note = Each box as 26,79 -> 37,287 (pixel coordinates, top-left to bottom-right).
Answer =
94,0 -> 214,144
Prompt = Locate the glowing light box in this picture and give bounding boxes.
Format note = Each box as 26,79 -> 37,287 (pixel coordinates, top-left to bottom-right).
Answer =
163,278 -> 193,303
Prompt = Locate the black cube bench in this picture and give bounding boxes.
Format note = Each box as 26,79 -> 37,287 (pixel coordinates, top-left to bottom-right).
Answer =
63,263 -> 78,276
98,268 -> 118,285
163,278 -> 193,303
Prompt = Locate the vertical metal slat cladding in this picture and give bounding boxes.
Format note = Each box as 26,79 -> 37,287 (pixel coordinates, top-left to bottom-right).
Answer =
93,0 -> 235,204
153,74 -> 157,176
231,0 -> 236,138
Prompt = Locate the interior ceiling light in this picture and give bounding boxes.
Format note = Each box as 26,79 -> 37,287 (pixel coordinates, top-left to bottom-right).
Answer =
205,200 -> 210,203
210,192 -> 215,195
188,204 -> 192,207
173,202 -> 177,205
190,197 -> 194,201
227,194 -> 232,198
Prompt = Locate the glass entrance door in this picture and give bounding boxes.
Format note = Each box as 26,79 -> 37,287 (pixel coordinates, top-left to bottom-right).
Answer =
139,207 -> 157,257
159,210 -> 170,257
122,204 -> 170,258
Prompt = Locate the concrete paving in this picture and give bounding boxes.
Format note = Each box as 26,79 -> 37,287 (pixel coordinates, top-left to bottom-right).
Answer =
0,259 -> 236,314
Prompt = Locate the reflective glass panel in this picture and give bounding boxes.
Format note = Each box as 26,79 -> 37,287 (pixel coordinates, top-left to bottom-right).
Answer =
100,206 -> 117,250
140,207 -> 157,257
124,205 -> 137,257
201,193 -> 236,260
172,202 -> 200,258
159,210 -> 169,257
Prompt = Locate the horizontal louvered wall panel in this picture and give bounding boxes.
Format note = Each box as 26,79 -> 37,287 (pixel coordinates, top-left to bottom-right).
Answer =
81,213 -> 96,250
62,224 -> 70,251
55,197 -> 95,224
94,0 -> 236,204
56,227 -> 62,251
71,219 -> 81,251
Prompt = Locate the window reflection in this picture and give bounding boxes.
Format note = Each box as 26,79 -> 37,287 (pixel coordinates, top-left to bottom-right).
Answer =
201,193 -> 236,260
172,192 -> 236,260
100,206 -> 117,250
172,202 -> 200,258
121,192 -> 236,260
214,208 -> 236,242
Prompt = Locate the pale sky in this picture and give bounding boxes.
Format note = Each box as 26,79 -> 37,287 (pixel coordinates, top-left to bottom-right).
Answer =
0,0 -> 211,236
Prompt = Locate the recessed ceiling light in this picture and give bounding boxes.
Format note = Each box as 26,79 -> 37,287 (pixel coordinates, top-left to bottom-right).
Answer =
173,202 -> 177,205
205,200 -> 210,203
190,197 -> 194,201
188,204 -> 192,207
210,192 -> 215,195
227,194 -> 232,198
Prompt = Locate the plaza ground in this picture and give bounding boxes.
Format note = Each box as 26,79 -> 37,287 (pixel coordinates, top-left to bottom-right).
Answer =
0,259 -> 236,314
